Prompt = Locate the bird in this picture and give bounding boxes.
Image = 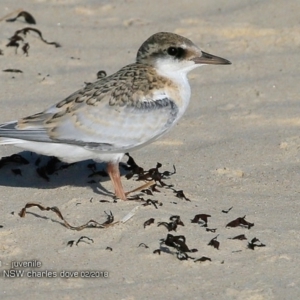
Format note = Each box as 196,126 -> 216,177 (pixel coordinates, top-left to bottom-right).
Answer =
0,32 -> 231,200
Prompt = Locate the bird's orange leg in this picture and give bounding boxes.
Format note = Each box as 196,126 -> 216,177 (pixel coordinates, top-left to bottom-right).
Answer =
107,162 -> 156,200
107,162 -> 127,200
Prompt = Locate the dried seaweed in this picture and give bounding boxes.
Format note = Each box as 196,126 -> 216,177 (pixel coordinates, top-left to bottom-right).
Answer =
176,252 -> 195,261
138,243 -> 149,248
75,236 -> 94,246
141,188 -> 154,196
194,256 -> 211,263
123,153 -> 144,178
161,234 -> 193,253
191,214 -> 211,227
18,202 -> 117,231
6,11 -> 36,24
121,154 -> 186,201
248,237 -> 266,250
157,215 -> 184,232
226,216 -> 254,229
160,234 -> 198,261
67,236 -> 94,247
176,190 -> 190,201
170,215 -> 184,226
208,235 -> 220,250
18,27 -> 60,46
222,206 -> 233,213
229,234 -> 247,240
6,34 -> 23,53
101,211 -> 114,226
206,228 -> 217,233
67,240 -> 74,247
161,165 -> 176,177
3,69 -> 23,73
144,218 -> 155,228
124,153 -> 175,189
158,221 -> 178,232
138,162 -> 172,187
22,42 -> 30,56
141,199 -> 162,209
6,27 -> 60,55
144,186 -> 159,195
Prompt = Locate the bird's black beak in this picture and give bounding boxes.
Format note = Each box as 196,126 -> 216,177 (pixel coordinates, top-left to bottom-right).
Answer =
193,51 -> 231,65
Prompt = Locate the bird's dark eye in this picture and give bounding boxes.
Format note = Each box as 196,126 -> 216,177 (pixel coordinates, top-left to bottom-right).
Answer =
167,47 -> 178,56
167,47 -> 185,58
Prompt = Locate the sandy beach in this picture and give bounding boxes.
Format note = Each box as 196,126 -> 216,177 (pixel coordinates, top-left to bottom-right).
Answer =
1,0 -> 300,299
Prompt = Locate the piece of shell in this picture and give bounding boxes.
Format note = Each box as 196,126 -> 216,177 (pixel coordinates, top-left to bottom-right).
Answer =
121,206 -> 140,223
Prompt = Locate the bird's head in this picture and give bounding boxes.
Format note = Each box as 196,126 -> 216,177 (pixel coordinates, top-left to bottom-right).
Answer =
136,32 -> 231,75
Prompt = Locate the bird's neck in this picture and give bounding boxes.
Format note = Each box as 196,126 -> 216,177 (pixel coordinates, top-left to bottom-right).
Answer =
156,67 -> 191,116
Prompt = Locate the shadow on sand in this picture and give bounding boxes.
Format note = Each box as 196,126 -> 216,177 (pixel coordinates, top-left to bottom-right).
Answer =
0,151 -> 128,198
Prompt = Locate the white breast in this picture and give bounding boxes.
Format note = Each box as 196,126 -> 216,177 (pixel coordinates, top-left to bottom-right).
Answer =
156,67 -> 192,120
